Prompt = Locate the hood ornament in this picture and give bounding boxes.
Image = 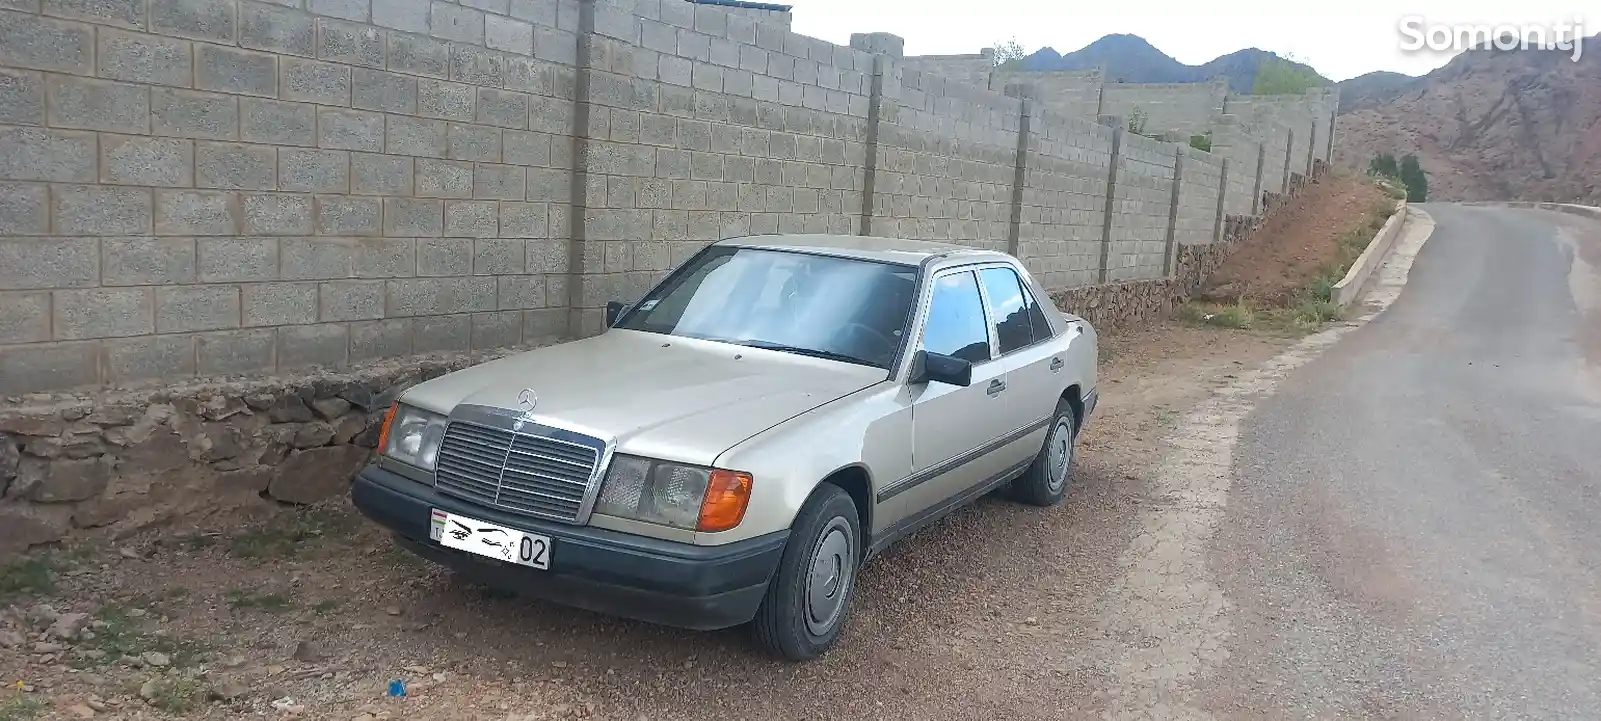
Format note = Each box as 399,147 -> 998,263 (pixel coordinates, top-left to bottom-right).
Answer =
513,388 -> 538,430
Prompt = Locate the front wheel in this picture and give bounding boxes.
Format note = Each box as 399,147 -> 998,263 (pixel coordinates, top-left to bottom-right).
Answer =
751,484 -> 861,661
1012,399 -> 1077,506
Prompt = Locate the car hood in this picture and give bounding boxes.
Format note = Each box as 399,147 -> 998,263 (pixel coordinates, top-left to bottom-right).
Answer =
399,329 -> 889,467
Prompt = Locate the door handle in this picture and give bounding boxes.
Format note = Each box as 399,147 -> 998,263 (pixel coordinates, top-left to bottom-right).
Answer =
986,379 -> 1006,396
1049,357 -> 1064,372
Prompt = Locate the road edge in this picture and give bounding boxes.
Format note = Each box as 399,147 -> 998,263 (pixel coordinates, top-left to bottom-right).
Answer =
1332,200 -> 1409,309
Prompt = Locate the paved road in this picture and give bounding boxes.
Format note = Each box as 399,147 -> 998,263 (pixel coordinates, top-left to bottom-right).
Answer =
1208,205 -> 1601,719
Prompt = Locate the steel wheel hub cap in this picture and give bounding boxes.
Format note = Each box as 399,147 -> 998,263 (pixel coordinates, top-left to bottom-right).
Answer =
805,519 -> 853,635
1046,418 -> 1073,493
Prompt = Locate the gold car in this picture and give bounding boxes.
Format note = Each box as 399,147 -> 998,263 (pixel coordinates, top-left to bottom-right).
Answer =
352,234 -> 1099,660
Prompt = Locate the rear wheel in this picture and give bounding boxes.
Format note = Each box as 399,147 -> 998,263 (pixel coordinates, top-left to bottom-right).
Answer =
1012,399 -> 1077,506
751,484 -> 860,661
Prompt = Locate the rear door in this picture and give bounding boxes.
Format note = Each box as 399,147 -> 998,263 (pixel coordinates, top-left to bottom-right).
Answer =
976,265 -> 1064,466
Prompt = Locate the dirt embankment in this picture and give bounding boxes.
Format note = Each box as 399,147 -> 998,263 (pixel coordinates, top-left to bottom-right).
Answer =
1201,174 -> 1391,305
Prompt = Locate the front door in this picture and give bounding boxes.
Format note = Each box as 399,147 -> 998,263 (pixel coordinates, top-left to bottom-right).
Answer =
890,269 -> 1016,524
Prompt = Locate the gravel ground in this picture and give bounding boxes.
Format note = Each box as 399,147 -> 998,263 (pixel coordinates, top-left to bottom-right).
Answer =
0,322 -> 1297,721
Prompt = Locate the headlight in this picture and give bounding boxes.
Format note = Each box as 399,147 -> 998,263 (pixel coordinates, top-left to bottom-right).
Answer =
595,455 -> 753,532
380,403 -> 448,471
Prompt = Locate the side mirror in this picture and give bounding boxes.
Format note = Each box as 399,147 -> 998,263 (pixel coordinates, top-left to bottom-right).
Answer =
605,300 -> 627,327
908,350 -> 972,387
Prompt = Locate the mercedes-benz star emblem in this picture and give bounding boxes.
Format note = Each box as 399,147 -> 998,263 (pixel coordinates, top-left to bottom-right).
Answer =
517,388 -> 538,411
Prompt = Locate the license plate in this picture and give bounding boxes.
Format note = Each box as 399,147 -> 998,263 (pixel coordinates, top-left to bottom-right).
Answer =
429,509 -> 551,570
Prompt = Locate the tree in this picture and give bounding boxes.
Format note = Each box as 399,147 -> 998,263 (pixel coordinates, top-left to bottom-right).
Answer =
1369,153 -> 1399,178
1251,55 -> 1324,95
1398,154 -> 1429,202
992,38 -> 1027,71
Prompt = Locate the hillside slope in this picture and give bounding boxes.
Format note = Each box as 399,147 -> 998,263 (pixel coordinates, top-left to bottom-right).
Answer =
1021,34 -> 1328,93
1334,43 -> 1601,204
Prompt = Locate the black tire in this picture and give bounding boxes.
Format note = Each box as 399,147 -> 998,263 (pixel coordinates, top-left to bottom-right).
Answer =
1012,399 -> 1077,507
751,484 -> 861,661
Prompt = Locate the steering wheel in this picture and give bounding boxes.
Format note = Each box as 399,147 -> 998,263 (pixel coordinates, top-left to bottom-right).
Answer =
835,322 -> 896,361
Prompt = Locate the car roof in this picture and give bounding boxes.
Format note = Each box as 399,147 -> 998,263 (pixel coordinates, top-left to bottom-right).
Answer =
715,234 -> 1010,266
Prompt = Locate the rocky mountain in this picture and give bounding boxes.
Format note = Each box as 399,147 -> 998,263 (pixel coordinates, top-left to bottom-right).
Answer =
1334,71 -> 1417,113
1333,39 -> 1601,204
1020,34 -> 1329,94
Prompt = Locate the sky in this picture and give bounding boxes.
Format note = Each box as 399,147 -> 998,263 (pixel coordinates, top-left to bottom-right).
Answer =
786,0 -> 1592,81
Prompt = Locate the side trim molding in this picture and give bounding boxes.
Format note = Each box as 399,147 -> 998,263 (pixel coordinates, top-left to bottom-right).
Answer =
875,415 -> 1051,503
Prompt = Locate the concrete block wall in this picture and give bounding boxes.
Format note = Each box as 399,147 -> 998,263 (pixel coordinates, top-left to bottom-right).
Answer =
867,62 -> 1020,250
0,0 -> 582,393
1014,107 -> 1112,289
991,68 -> 1102,118
1209,115 -> 1263,217
1223,92 -> 1320,183
1098,78 -> 1228,136
1173,146 -> 1223,247
564,0 -> 874,336
1105,131 -> 1176,281
896,51 -> 993,93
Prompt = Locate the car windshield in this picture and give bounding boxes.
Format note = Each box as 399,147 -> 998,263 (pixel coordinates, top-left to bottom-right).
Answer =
615,246 -> 919,369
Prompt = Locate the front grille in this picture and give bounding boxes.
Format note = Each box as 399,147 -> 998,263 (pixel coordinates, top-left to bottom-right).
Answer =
433,420 -> 603,522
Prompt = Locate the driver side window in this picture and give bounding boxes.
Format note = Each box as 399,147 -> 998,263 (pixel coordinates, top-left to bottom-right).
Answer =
919,270 -> 991,364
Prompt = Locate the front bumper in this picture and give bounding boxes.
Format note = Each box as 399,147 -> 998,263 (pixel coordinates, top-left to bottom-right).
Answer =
351,464 -> 787,631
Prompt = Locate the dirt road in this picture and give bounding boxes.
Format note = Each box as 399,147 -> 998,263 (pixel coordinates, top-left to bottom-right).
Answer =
1,319 -> 1297,721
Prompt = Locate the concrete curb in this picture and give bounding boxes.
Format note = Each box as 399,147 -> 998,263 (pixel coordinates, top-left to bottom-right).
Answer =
1332,200 -> 1409,309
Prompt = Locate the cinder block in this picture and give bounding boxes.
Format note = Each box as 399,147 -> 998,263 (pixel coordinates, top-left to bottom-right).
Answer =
417,78 -> 474,121
242,281 -> 317,325
155,189 -> 235,235
98,135 -> 192,188
281,57 -> 349,105
416,236 -> 469,275
97,29 -> 192,87
318,18 -> 385,68
386,276 -> 494,316
151,0 -> 236,42
43,0 -> 144,28
448,44 -> 506,88
447,123 -> 501,162
485,14 -> 531,55
53,185 -> 151,235
413,311 -> 468,352
476,88 -> 528,130
350,152 -> 412,195
279,148 -> 348,193
46,75 -> 149,133
471,310 -> 520,349
276,322 -> 349,368
0,341 -> 99,393
0,12 -> 94,75
498,202 -> 546,238
198,236 -> 277,281
525,167 -> 569,202
386,30 -> 447,78
197,141 -> 276,190
527,93 -> 571,135
196,327 -> 273,374
496,274 -> 543,309
0,69 -> 43,126
372,0 -> 428,33
385,115 -> 446,157
383,198 -> 442,236
102,236 -> 196,285
156,284 -> 239,332
0,290 -> 51,343
104,333 -> 195,381
242,193 -> 312,235
309,0 -> 366,22
507,0 -> 553,24
314,195 -> 380,234
472,237 -> 519,273
54,287 -> 153,339
533,25 -> 576,65
446,200 -> 497,238
350,317 -> 412,361
355,236 -> 413,277
196,43 -> 278,97
151,88 -> 239,139
502,129 -> 550,166
280,236 -> 355,279
415,157 -> 473,198
318,279 -> 382,320
318,107 -> 385,151
239,1 -> 315,56
352,68 -> 417,114
428,0 -> 481,43
472,163 -> 524,200
0,182 -> 49,235
0,127 -> 95,183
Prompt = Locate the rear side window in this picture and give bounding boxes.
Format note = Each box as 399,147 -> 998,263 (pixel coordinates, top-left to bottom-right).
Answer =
978,266 -> 1053,354
919,271 -> 991,364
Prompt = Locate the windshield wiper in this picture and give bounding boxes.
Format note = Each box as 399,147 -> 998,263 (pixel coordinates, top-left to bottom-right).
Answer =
735,340 -> 875,367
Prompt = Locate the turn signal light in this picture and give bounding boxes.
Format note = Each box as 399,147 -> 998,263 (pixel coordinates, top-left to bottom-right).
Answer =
377,403 -> 398,453
697,470 -> 754,532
